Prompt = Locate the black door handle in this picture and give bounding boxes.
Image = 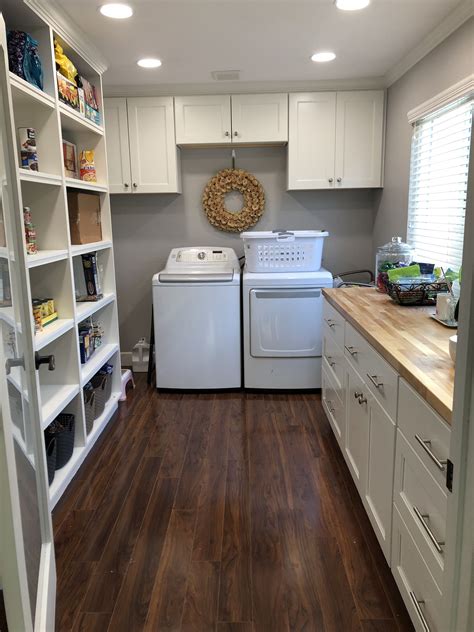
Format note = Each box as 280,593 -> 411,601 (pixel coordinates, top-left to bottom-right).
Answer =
35,352 -> 55,371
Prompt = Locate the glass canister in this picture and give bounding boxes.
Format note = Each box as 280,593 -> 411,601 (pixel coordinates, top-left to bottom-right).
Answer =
375,236 -> 414,293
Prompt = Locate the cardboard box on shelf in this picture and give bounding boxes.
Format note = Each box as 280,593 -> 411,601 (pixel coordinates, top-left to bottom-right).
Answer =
67,191 -> 102,245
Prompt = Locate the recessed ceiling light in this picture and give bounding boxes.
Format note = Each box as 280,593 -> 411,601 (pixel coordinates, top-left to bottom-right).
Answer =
99,3 -> 133,19
335,0 -> 370,10
137,58 -> 162,69
311,51 -> 336,63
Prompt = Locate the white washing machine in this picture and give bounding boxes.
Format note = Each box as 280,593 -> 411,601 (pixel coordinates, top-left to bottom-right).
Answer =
153,247 -> 241,389
243,268 -> 333,389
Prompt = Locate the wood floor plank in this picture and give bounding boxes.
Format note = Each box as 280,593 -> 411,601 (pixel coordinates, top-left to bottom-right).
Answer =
107,477 -> 179,631
53,381 -> 413,632
82,456 -> 162,612
144,509 -> 196,631
218,459 -> 252,623
181,561 -> 220,631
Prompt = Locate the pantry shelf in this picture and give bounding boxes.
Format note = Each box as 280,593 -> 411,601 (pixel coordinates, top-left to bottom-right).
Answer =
80,343 -> 119,386
19,169 -> 62,187
65,178 -> 108,193
26,249 -> 69,268
75,293 -> 115,322
35,319 -> 75,351
41,384 -> 80,430
9,72 -> 56,110
71,240 -> 112,256
59,103 -> 104,136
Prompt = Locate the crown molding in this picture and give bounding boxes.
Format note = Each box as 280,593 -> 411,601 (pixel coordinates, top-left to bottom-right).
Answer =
407,74 -> 474,124
24,0 -> 108,74
385,0 -> 474,87
103,76 -> 386,98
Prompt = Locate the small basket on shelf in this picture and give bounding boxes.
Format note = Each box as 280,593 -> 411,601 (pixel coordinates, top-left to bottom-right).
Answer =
45,436 -> 57,485
83,384 -> 96,434
91,363 -> 114,419
387,280 -> 449,306
44,413 -> 75,470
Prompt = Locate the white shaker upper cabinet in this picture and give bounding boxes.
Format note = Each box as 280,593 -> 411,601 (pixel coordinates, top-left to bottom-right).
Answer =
127,97 -> 181,194
335,90 -> 385,188
104,97 -> 132,194
287,92 -> 337,190
174,95 -> 232,145
231,93 -> 288,144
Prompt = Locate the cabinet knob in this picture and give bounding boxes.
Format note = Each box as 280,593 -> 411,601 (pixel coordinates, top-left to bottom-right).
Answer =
233,131 -> 238,137
124,183 -> 129,188
328,178 -> 334,183
224,131 -> 230,137
354,391 -> 363,399
337,177 -> 342,183
133,182 -> 138,188
358,394 -> 367,405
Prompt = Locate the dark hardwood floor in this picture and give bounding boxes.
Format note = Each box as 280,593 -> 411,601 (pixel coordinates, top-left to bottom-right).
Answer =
53,376 -> 414,632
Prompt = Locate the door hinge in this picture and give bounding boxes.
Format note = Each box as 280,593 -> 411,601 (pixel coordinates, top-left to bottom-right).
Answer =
446,459 -> 454,493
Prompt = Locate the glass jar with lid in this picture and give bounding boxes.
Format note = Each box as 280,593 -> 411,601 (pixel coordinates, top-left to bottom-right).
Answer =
375,236 -> 414,292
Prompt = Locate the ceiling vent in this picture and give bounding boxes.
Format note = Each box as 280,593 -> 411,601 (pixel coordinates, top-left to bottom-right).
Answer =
211,70 -> 240,81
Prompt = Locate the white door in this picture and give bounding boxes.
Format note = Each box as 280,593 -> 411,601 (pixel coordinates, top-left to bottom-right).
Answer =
249,287 -> 323,357
364,396 -> 396,562
127,97 -> 181,193
345,362 -> 369,495
104,97 -> 132,194
0,20 -> 55,631
174,95 -> 232,145
231,93 -> 288,144
335,90 -> 385,188
287,92 -> 337,190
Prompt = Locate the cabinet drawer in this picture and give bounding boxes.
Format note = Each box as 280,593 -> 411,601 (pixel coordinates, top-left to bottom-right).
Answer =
398,379 -> 451,490
392,506 -> 443,632
322,362 -> 345,447
323,325 -> 345,389
345,321 -> 398,420
322,299 -> 345,348
394,430 -> 447,589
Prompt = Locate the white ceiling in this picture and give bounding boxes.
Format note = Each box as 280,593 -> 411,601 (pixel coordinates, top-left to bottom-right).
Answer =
55,0 -> 464,90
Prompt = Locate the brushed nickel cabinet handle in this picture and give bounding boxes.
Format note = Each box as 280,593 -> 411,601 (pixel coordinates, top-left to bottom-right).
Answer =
233,130 -> 238,136
325,356 -> 336,367
345,345 -> 358,356
367,373 -> 384,389
358,395 -> 367,405
124,182 -> 129,188
415,434 -> 447,471
325,319 -> 336,328
133,182 -> 138,188
354,391 -> 363,399
413,505 -> 444,554
337,177 -> 342,183
409,591 -> 431,632
326,399 -> 335,414
224,131 -> 230,137
328,177 -> 334,183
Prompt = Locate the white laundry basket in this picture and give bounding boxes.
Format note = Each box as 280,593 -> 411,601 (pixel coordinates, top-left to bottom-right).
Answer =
241,230 -> 329,272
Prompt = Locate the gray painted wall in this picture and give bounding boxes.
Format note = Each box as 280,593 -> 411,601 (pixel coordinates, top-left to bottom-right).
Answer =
372,17 -> 474,252
111,146 -> 376,351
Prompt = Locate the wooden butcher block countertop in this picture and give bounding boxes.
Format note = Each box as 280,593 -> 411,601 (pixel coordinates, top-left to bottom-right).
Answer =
323,287 -> 455,425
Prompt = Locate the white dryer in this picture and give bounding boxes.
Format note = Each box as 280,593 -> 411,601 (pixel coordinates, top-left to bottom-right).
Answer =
153,247 -> 241,389
243,268 -> 333,389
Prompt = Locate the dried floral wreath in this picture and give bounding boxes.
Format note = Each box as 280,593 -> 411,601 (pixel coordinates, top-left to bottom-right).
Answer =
202,168 -> 265,232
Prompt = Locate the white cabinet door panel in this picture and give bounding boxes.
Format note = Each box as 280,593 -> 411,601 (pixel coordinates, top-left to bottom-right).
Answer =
345,362 -> 369,494
335,90 -> 384,188
174,95 -> 231,144
127,97 -> 180,193
288,92 -> 336,190
231,93 -> 288,143
104,97 -> 131,194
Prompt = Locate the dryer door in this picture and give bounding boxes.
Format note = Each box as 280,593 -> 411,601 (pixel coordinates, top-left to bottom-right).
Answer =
250,287 -> 323,357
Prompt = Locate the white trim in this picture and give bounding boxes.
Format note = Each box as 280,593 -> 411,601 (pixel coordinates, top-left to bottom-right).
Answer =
103,77 -> 386,98
385,0 -> 474,87
407,74 -> 474,124
24,0 -> 108,74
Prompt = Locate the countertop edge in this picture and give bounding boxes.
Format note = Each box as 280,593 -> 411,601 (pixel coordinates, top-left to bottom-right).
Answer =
322,288 -> 452,425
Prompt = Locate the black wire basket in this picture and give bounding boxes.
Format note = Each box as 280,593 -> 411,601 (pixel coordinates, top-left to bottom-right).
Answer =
45,436 -> 56,485
387,280 -> 449,306
44,413 -> 75,469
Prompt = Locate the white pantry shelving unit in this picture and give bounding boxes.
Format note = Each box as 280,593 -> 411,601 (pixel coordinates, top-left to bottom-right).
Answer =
1,1 -> 121,509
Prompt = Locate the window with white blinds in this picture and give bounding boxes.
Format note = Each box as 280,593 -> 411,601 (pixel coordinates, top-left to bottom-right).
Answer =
407,97 -> 473,270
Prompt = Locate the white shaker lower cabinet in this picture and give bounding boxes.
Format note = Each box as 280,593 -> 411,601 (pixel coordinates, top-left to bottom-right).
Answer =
288,90 -> 384,190
321,295 -> 451,632
174,95 -> 232,145
104,97 -> 181,194
334,90 -> 385,188
231,93 -> 288,144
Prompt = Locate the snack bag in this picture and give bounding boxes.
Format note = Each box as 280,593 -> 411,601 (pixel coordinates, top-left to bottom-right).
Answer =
79,150 -> 97,182
54,39 -> 77,84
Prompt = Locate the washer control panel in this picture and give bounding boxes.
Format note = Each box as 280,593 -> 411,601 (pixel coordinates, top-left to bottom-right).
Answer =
176,248 -> 228,263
